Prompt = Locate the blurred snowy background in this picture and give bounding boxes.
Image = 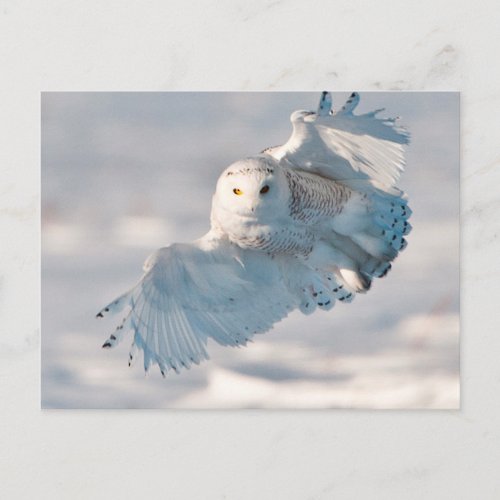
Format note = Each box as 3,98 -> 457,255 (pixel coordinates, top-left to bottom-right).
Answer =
41,92 -> 459,409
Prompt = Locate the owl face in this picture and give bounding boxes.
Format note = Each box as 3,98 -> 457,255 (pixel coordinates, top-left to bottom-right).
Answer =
213,158 -> 289,219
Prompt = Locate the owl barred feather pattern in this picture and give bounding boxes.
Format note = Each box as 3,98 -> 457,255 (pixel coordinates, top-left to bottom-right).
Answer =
97,92 -> 412,376
285,167 -> 353,222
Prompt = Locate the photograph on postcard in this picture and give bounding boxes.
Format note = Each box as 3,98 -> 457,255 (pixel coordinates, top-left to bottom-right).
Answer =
41,91 -> 459,409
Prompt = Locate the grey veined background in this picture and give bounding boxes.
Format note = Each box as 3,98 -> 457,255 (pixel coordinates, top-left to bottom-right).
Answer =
41,92 -> 459,409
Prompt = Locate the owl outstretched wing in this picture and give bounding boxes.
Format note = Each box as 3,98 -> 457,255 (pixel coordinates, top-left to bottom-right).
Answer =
264,92 -> 410,195
263,92 -> 412,294
97,234 -> 298,375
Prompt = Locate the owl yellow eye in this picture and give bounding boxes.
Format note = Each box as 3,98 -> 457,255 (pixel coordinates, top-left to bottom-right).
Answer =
233,188 -> 243,196
260,185 -> 270,194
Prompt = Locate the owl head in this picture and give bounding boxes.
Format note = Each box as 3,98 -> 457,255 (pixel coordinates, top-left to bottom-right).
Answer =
212,156 -> 290,219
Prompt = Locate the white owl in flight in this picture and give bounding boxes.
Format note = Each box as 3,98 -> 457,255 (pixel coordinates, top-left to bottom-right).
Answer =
97,92 -> 411,376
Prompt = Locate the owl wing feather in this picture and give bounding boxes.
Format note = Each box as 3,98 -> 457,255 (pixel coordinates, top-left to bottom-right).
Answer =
98,234 -> 298,375
265,92 -> 410,195
264,93 -> 412,293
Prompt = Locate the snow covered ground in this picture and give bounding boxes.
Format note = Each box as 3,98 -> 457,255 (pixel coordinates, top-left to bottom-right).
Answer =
41,92 -> 459,409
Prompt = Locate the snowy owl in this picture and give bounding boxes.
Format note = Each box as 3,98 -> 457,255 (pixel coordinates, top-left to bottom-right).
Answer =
97,92 -> 411,376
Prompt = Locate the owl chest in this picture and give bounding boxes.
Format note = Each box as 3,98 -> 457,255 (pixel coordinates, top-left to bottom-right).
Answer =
223,213 -> 314,256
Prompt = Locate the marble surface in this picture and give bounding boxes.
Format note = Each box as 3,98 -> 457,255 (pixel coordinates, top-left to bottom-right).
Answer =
1,0 -> 500,498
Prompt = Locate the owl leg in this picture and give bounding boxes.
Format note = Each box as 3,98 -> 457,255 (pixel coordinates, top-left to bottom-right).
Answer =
306,241 -> 371,293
